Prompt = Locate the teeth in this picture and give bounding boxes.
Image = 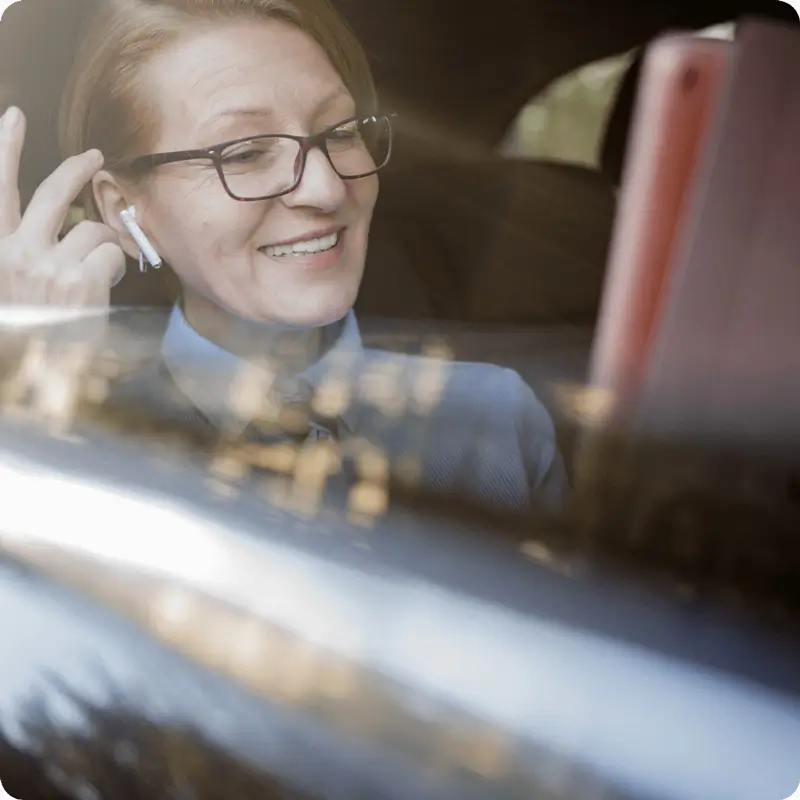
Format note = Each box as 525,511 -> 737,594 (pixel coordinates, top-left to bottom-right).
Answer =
263,231 -> 339,258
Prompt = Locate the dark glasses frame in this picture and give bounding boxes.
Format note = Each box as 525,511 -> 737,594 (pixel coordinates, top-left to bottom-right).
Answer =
109,113 -> 395,202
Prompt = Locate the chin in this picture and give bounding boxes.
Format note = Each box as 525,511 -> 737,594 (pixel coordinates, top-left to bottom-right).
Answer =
246,286 -> 358,328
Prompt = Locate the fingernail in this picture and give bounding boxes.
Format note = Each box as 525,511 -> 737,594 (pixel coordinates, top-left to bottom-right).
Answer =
88,149 -> 104,165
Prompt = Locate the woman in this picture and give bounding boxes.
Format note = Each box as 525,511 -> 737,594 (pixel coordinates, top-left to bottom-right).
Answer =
0,0 -> 566,512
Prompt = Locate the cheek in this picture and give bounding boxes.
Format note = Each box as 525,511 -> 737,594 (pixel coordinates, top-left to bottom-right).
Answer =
353,175 -> 379,220
144,186 -> 261,271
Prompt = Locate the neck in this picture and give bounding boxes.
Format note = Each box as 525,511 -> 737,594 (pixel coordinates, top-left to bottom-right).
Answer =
180,290 -> 345,375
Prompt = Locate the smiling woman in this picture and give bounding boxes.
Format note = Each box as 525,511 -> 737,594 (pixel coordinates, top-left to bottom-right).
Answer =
60,0 -> 380,328
0,0 -> 567,514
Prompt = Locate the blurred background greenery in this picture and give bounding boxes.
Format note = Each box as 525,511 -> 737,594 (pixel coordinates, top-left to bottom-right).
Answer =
503,21 -> 734,167
503,50 -> 636,167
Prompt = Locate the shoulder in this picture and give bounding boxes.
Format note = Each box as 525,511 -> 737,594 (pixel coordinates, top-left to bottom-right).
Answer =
436,359 -> 562,478
108,358 -> 175,408
104,356 -> 210,434
359,348 -> 548,425
357,349 -> 567,509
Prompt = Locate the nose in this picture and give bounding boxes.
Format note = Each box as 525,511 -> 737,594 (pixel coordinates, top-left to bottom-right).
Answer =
282,146 -> 346,212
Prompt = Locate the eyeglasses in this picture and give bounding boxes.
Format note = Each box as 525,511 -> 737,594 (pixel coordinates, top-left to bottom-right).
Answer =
112,114 -> 394,202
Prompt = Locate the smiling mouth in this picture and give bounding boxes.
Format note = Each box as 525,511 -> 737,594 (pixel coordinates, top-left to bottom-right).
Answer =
260,230 -> 341,258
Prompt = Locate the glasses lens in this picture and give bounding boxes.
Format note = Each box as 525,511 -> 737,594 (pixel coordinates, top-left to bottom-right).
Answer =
327,115 -> 392,179
219,136 -> 301,200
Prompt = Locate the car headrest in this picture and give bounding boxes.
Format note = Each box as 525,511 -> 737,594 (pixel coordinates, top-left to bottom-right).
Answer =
599,50 -> 645,187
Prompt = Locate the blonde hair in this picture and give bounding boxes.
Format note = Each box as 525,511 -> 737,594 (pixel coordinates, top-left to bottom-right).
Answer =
59,0 -> 376,178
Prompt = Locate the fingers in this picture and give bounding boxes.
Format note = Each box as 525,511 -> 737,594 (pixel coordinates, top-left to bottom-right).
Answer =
58,220 -> 120,262
80,241 -> 126,301
0,242 -> 124,307
0,106 -> 26,237
20,148 -> 104,243
47,241 -> 123,306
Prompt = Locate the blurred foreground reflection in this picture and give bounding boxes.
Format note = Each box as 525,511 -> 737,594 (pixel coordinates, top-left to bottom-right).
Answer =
0,311 -> 799,800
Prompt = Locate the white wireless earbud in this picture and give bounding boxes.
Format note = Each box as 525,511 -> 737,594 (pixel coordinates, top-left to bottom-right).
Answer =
119,205 -> 162,272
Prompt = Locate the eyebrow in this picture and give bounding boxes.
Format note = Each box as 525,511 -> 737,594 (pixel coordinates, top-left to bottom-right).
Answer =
313,85 -> 353,114
206,86 -> 353,129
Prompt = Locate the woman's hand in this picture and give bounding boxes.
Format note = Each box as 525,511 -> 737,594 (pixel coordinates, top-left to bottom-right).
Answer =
0,106 -> 125,307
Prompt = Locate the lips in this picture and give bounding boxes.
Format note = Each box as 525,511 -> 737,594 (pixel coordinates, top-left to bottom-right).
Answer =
260,229 -> 342,258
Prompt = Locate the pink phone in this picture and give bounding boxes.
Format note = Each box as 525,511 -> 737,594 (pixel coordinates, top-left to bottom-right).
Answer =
636,17 -> 800,449
588,33 -> 731,418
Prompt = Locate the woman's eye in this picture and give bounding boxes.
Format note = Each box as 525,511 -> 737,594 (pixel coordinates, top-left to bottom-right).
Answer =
327,126 -> 360,142
221,149 -> 262,164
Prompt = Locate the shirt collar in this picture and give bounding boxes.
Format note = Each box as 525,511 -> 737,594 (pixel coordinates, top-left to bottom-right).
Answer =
161,304 -> 363,435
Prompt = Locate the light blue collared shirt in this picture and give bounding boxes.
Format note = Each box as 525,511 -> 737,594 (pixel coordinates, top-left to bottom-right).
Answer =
160,305 -> 363,435
156,305 -> 567,510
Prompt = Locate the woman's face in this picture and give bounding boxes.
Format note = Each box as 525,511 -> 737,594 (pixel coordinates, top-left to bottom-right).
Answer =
115,19 -> 378,326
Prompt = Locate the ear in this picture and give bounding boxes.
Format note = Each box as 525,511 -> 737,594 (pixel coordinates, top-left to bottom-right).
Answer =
92,170 -> 145,261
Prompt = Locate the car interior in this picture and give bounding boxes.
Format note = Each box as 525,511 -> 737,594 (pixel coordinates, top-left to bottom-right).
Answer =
1,3 -> 800,799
